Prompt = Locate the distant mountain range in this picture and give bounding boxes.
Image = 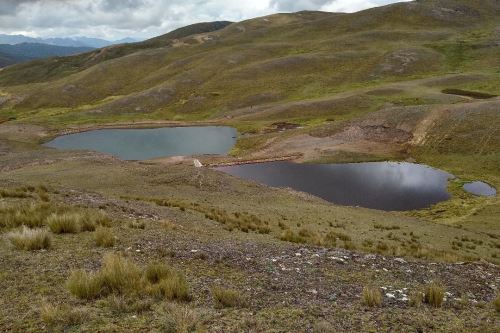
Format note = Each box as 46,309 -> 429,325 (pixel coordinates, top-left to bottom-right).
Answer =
0,43 -> 94,67
0,34 -> 138,48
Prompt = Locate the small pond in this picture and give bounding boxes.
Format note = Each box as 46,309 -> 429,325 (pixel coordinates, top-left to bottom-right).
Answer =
216,161 -> 454,211
45,126 -> 237,160
463,181 -> 496,197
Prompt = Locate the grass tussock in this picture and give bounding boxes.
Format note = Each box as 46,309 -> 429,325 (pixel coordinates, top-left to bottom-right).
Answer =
362,286 -> 382,307
67,255 -> 190,302
47,212 -> 82,234
0,187 -> 31,198
40,303 -> 89,329
424,282 -> 445,308
146,263 -> 190,302
94,227 -> 116,247
493,295 -> 500,313
211,286 -> 245,308
161,304 -> 202,333
6,227 -> 52,250
280,228 -> 352,248
128,219 -> 146,229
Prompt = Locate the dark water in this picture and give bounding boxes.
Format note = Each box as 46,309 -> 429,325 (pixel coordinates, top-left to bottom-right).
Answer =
45,126 -> 237,160
216,161 -> 453,211
463,181 -> 496,197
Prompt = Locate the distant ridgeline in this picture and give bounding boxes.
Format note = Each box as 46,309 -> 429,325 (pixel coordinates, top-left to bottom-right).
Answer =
0,43 -> 94,68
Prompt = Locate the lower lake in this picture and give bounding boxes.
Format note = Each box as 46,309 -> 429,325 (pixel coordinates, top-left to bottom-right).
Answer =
44,126 -> 237,160
216,161 -> 454,211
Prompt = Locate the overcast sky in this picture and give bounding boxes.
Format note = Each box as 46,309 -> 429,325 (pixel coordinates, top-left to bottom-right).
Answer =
0,0 -> 410,40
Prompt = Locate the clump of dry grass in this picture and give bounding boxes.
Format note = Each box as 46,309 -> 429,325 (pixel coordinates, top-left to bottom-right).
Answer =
211,286 -> 245,308
66,270 -> 103,300
147,263 -> 190,302
424,282 -> 445,308
94,227 -> 115,247
47,212 -> 82,234
362,286 -> 382,307
6,227 -> 52,250
409,290 -> 424,307
0,187 -> 31,198
161,304 -> 201,333
40,303 -> 89,329
128,219 -> 146,229
67,255 -> 190,302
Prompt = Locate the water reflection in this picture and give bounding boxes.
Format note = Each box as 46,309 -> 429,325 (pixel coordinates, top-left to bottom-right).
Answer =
216,161 -> 453,211
463,181 -> 496,197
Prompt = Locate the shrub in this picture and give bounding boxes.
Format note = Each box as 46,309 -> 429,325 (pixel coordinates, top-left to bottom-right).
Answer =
66,270 -> 103,300
6,227 -> 52,250
47,213 -> 82,234
362,286 -> 382,307
424,282 -> 445,308
493,295 -> 500,313
211,286 -> 245,308
40,303 -> 89,329
95,227 -> 115,247
104,295 -> 152,314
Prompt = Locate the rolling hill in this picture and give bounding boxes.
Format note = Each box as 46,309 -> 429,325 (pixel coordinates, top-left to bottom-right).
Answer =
0,43 -> 94,68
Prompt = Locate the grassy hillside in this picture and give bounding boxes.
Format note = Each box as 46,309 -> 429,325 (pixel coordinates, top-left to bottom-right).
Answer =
0,0 -> 498,128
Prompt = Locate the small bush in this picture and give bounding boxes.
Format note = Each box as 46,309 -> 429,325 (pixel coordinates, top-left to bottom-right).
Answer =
424,282 -> 445,308
362,286 -> 382,307
66,270 -> 103,300
128,220 -> 146,229
493,295 -> 500,313
95,227 -> 115,247
211,286 -> 245,308
7,227 -> 52,250
47,213 -> 81,234
40,303 -> 89,329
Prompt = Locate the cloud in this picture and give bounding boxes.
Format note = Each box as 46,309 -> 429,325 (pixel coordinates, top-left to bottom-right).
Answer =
0,0 -> 408,40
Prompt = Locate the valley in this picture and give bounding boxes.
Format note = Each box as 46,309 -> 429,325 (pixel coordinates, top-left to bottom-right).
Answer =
0,0 -> 499,332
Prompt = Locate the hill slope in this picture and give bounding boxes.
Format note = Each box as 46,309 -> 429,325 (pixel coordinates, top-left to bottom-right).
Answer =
0,43 -> 94,68
0,0 -> 498,125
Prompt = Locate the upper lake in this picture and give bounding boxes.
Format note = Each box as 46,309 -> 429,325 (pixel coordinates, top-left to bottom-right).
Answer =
216,161 -> 454,211
45,126 -> 237,160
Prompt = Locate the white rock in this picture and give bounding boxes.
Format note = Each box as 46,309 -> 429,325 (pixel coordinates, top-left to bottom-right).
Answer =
386,293 -> 396,299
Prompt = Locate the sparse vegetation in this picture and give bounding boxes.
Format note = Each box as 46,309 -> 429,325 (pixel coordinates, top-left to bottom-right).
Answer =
6,226 -> 51,250
362,286 -> 382,307
40,303 -> 89,329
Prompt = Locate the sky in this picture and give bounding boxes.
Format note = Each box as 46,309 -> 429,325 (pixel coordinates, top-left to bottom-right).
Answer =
0,0 -> 410,40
